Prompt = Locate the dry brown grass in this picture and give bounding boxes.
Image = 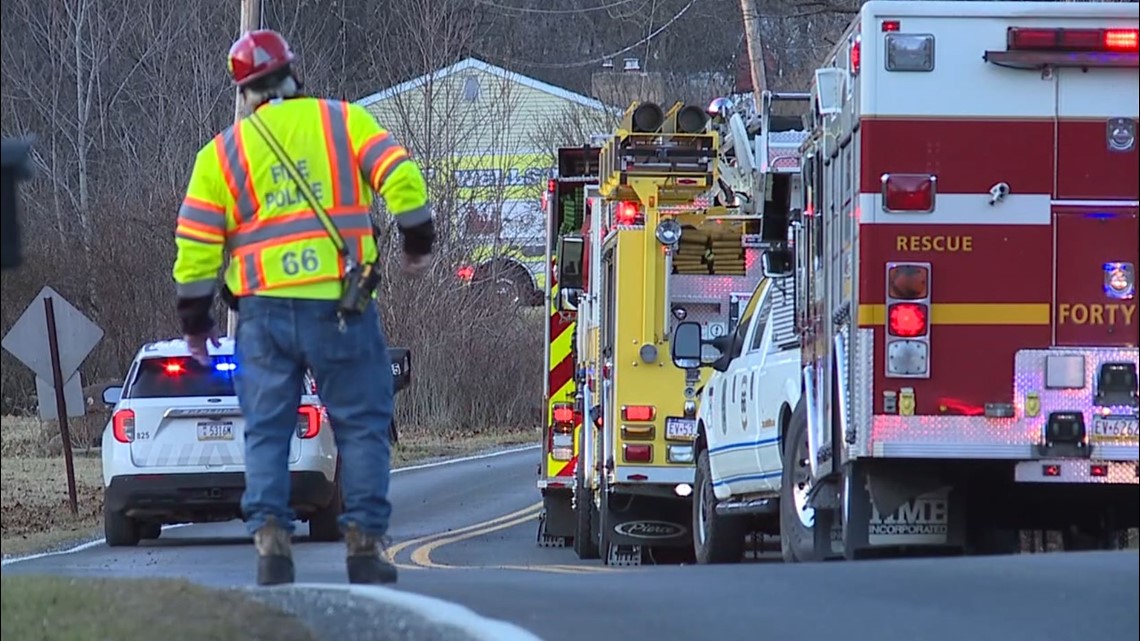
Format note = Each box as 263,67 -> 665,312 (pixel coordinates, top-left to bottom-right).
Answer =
1,575 -> 315,641
1,415 -> 536,557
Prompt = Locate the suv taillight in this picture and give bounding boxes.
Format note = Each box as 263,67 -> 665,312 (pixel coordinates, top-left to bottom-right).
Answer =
112,409 -> 135,443
296,405 -> 321,439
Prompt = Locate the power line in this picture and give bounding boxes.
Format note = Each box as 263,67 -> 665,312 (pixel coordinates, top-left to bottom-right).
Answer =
487,0 -> 700,69
474,0 -> 640,15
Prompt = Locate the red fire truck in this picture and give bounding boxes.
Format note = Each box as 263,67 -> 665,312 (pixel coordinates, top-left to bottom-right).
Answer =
536,146 -> 601,548
769,0 -> 1139,560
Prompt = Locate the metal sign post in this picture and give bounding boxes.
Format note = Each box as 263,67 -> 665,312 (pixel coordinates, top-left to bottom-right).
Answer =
44,297 -> 79,515
2,286 -> 103,516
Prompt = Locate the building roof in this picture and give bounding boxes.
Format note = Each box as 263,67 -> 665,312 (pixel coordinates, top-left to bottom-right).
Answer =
356,57 -> 615,113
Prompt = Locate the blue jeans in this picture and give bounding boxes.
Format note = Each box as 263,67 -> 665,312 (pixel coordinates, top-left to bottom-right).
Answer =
233,296 -> 394,537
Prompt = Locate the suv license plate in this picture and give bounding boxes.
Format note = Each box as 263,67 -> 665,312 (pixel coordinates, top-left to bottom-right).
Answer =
665,417 -> 697,440
1090,415 -> 1139,444
197,420 -> 235,441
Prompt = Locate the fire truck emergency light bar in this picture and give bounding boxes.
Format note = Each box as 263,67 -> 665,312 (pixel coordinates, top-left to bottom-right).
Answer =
987,27 -> 1139,69
1007,27 -> 1139,53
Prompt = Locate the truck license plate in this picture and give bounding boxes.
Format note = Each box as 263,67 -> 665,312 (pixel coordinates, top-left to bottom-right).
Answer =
665,417 -> 697,440
197,420 -> 234,442
1090,415 -> 1139,443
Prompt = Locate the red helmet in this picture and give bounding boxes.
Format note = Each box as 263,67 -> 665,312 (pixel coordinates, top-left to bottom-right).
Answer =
227,29 -> 295,87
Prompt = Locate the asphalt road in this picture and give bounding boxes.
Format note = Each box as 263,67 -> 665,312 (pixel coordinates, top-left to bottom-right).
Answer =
5,446 -> 1138,641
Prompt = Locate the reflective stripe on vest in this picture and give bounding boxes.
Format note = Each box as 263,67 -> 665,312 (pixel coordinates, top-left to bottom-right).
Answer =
216,126 -> 259,225
221,101 -> 376,296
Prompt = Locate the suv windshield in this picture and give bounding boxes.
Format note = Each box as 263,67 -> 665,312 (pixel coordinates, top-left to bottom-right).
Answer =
127,356 -> 237,399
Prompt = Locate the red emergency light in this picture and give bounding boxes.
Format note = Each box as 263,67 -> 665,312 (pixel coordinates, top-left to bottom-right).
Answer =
1007,27 -> 1139,53
881,20 -> 901,33
850,36 -> 862,75
881,173 -> 936,213
614,201 -> 643,226
888,302 -> 928,338
165,360 -> 185,375
621,405 -> 656,422
552,403 -> 575,424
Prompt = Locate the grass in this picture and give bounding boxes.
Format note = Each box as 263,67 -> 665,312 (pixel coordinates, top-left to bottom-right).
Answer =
1,414 -> 536,557
0,575 -> 315,641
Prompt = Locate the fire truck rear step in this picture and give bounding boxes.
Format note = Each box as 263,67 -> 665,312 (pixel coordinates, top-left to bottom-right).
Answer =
714,496 -> 779,516
607,544 -> 643,566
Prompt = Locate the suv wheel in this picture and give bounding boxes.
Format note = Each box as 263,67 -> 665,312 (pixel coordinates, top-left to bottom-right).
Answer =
104,501 -> 140,547
309,476 -> 343,542
140,523 -> 162,540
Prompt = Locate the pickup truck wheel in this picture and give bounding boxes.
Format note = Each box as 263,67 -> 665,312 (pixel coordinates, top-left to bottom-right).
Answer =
693,449 -> 746,564
779,399 -> 826,562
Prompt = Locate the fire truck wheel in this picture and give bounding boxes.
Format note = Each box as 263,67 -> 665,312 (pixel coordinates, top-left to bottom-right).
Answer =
693,449 -> 746,564
779,400 -> 827,562
597,484 -> 617,564
484,263 -> 533,306
573,456 -> 600,559
1061,525 -> 1126,551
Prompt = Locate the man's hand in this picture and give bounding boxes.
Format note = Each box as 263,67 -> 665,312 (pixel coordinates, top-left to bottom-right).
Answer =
186,329 -> 222,366
402,252 -> 431,277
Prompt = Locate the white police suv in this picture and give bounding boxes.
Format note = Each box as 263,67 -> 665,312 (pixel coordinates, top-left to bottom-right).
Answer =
100,337 -> 341,547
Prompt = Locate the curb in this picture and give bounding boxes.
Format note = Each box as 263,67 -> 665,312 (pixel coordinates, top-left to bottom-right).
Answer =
273,583 -> 545,641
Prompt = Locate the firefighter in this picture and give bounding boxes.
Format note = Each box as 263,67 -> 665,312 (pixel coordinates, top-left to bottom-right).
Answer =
171,29 -> 434,586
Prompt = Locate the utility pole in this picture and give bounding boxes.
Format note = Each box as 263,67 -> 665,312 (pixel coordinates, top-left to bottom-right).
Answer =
227,0 -> 262,337
738,0 -> 768,110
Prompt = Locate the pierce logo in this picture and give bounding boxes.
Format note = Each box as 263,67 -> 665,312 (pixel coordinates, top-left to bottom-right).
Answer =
613,520 -> 687,539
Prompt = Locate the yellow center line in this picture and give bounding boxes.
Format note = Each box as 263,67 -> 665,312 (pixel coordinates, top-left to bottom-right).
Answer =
389,502 -> 628,575
410,511 -> 542,568
387,501 -> 543,559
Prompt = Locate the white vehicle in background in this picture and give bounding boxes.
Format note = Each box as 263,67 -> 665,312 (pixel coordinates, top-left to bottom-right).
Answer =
100,338 -> 341,547
675,276 -> 801,563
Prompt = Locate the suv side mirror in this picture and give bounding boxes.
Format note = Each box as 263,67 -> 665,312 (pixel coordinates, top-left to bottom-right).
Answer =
762,248 -> 793,278
389,348 -> 412,394
102,385 -> 122,406
556,235 -> 586,291
671,321 -> 705,369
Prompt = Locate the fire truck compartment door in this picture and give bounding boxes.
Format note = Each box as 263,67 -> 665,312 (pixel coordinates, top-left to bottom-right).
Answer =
1054,66 -> 1139,202
1053,209 -> 1139,347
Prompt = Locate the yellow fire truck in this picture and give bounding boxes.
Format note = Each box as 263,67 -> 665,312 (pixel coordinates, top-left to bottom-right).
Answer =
550,101 -> 767,565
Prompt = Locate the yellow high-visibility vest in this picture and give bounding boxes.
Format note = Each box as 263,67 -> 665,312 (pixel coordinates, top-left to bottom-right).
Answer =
173,97 -> 429,300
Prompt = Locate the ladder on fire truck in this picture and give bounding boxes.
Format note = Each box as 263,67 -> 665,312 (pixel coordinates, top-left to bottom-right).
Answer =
711,91 -> 812,219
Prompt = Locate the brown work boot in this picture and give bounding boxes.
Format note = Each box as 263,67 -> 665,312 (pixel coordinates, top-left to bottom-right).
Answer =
345,523 -> 398,585
253,517 -> 295,586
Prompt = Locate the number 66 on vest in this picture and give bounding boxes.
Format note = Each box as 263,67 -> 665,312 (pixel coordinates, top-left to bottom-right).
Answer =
281,248 -> 320,275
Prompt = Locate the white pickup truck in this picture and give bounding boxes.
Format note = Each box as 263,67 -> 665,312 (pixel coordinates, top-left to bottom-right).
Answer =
672,276 -> 801,563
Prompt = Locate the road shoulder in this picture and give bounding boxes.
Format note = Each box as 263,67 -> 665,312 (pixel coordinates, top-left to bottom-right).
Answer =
248,583 -> 545,641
